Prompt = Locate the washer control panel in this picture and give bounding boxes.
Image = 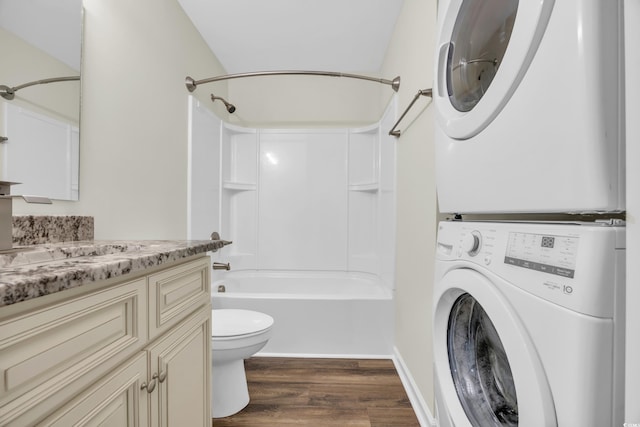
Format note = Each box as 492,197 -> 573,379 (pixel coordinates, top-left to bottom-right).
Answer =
504,232 -> 578,278
435,220 -> 625,317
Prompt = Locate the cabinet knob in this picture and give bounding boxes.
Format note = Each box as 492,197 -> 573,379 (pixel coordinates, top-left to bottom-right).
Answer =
141,373 -> 158,393
158,370 -> 167,383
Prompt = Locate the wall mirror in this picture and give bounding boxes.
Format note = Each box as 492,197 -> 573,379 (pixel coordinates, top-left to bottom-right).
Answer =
0,0 -> 82,201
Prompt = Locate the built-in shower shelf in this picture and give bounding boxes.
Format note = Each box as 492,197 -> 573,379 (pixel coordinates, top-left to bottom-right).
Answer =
223,181 -> 257,191
348,183 -> 379,192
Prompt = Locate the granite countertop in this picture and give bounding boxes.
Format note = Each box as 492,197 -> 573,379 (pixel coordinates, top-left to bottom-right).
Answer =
0,239 -> 228,307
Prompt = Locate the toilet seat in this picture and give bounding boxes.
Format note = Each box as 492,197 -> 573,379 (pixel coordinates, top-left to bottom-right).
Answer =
212,309 -> 274,338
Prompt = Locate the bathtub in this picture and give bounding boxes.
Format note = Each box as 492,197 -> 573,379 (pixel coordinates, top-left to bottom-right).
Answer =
211,271 -> 394,357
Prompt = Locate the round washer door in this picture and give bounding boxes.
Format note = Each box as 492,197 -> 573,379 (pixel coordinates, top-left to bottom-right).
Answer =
433,0 -> 555,139
433,269 -> 556,427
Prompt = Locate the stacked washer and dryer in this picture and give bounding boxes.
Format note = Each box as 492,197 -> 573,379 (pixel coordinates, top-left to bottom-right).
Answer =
432,0 -> 626,426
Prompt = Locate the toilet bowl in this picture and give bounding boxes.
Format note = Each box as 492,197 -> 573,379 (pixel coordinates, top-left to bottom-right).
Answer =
211,309 -> 274,418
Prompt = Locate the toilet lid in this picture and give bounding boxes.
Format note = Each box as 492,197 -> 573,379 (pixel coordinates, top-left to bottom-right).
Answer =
212,309 -> 274,337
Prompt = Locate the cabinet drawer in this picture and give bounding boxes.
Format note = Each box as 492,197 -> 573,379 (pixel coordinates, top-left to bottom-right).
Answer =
148,257 -> 210,340
0,278 -> 147,425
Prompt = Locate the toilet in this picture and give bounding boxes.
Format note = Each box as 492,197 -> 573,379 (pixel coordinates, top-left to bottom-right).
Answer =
211,309 -> 274,418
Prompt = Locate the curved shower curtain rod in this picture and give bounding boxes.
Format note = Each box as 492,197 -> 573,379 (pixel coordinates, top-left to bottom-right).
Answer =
0,76 -> 80,101
185,70 -> 401,92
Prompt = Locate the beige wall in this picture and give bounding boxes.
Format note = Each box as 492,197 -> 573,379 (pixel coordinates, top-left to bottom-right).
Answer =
227,74 -> 387,128
381,0 -> 439,414
12,0 -> 228,239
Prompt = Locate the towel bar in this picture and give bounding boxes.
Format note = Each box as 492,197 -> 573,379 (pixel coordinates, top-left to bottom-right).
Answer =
389,88 -> 433,137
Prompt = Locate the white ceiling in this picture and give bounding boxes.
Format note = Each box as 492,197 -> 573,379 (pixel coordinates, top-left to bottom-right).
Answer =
0,0 -> 404,77
177,0 -> 405,74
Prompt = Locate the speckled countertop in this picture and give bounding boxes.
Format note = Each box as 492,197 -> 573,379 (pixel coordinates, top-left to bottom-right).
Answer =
0,239 -> 228,307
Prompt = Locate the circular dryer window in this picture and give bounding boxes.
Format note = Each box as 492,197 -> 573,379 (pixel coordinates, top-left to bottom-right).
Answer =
434,0 -> 555,139
447,293 -> 518,426
447,0 -> 519,112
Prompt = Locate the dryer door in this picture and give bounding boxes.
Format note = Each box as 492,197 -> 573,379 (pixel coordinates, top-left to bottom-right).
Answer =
433,269 -> 556,427
434,0 -> 554,139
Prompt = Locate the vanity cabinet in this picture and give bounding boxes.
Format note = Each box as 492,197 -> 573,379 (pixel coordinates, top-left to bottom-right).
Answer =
0,255 -> 211,426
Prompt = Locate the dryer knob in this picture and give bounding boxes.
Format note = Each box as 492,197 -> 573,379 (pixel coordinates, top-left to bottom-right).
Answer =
462,231 -> 482,256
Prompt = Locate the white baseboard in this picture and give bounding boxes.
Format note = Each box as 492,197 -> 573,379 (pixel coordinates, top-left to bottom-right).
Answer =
392,346 -> 438,427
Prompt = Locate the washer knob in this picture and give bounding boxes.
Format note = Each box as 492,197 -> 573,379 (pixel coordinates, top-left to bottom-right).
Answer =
462,231 -> 482,256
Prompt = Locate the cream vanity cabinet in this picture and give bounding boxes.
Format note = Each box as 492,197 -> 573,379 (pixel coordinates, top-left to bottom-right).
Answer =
0,255 -> 211,426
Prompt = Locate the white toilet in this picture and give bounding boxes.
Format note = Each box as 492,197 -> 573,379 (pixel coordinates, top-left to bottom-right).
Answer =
211,309 -> 274,418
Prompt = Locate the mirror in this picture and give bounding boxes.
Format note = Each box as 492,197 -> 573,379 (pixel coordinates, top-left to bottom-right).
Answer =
0,0 -> 82,201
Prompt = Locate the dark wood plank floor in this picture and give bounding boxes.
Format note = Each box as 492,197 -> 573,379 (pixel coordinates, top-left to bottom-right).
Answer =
212,357 -> 420,427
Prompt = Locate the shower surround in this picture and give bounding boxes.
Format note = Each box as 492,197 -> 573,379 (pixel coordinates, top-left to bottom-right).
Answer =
189,97 -> 397,356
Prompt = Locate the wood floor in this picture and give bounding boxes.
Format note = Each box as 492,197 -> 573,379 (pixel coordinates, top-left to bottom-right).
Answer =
212,357 -> 420,427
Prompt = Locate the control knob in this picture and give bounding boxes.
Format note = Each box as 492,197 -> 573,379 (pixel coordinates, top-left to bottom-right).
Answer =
462,231 -> 482,256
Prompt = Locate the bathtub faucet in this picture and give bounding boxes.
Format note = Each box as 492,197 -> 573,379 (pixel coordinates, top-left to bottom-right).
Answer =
213,262 -> 231,271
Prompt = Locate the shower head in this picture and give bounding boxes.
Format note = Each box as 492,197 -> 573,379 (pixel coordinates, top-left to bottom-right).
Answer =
210,94 -> 236,113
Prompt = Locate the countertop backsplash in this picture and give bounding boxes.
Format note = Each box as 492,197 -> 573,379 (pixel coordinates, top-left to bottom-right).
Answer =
12,216 -> 94,245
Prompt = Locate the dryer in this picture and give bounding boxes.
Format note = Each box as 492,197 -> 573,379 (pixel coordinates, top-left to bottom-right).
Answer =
433,221 -> 625,427
433,0 -> 624,214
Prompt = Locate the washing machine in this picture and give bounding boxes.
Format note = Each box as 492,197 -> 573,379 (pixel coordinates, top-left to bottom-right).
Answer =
433,0 -> 624,214
433,220 -> 625,427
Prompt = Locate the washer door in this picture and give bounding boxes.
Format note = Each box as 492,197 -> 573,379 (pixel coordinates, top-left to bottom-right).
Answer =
448,293 -> 518,425
433,269 -> 556,427
434,0 -> 554,139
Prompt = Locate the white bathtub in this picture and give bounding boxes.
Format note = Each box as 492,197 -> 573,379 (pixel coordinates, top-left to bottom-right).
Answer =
211,271 -> 394,357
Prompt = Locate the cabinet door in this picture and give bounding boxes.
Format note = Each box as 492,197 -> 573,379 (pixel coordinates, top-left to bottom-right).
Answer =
40,353 -> 149,427
148,307 -> 211,427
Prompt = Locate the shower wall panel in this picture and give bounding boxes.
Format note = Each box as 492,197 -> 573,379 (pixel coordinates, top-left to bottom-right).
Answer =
348,125 -> 380,273
187,97 -> 221,240
349,127 -> 378,185
258,131 -> 348,271
378,99 -> 398,287
221,124 -> 258,269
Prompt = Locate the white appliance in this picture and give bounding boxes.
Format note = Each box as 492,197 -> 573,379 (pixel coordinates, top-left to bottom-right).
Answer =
433,0 -> 624,214
433,221 -> 625,427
